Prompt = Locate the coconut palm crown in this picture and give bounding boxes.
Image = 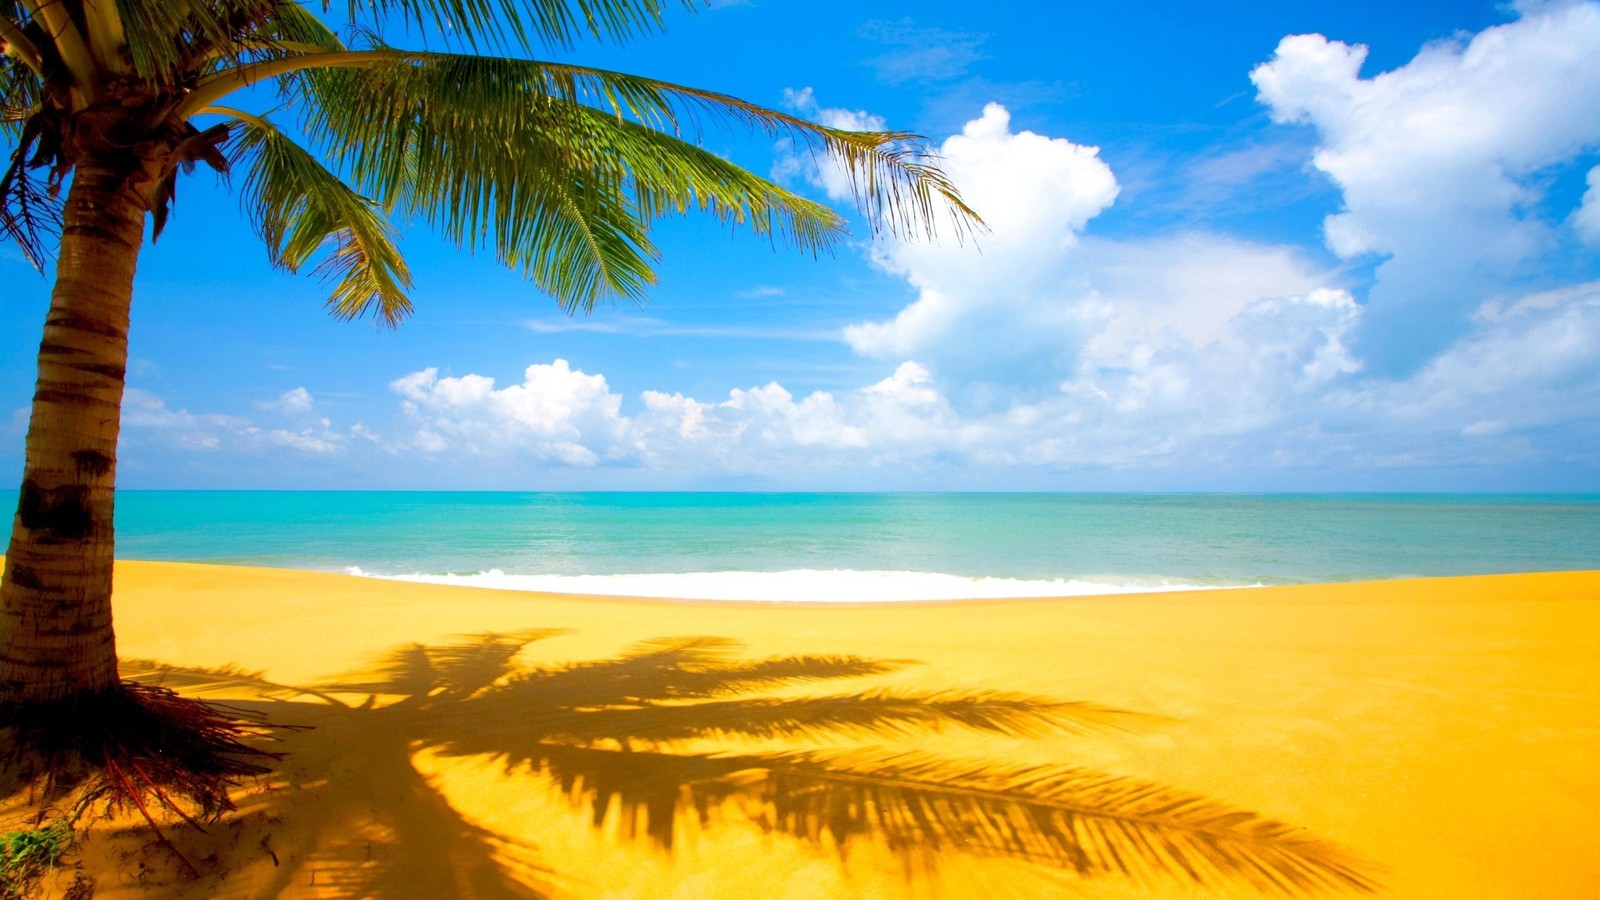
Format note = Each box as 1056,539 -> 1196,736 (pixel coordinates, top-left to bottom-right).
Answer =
0,0 -> 978,714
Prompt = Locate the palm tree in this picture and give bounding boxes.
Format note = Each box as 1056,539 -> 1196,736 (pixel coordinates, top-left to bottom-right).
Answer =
0,0 -> 974,734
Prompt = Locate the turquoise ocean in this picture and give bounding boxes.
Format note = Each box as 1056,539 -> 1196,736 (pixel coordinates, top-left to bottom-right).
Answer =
9,491 -> 1594,601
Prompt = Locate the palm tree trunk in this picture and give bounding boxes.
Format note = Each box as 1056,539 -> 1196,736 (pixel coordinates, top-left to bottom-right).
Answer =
0,159 -> 146,707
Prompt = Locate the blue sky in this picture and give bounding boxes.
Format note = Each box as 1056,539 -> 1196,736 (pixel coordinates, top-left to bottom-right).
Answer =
4,0 -> 1599,490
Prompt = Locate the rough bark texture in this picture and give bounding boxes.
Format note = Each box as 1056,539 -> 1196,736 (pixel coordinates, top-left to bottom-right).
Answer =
0,159 -> 146,706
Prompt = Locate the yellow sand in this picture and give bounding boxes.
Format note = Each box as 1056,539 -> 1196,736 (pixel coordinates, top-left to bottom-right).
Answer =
6,562 -> 1598,898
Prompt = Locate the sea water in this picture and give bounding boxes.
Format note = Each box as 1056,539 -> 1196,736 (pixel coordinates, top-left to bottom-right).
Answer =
5,491 -> 1592,602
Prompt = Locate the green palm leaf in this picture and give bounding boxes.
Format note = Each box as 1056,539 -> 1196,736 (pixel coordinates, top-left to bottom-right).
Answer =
111,0 -> 278,82
0,113 -> 59,269
223,108 -> 415,323
176,48 -> 977,311
0,43 -> 38,141
347,0 -> 694,53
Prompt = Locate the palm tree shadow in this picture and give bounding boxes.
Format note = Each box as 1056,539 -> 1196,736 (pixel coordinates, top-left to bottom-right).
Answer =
118,630 -> 1379,897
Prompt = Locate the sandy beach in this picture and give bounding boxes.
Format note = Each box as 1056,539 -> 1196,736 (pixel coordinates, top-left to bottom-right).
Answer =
5,562 -> 1597,898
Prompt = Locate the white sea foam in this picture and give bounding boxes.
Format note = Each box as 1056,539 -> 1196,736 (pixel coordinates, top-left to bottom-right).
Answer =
342,567 -> 1247,602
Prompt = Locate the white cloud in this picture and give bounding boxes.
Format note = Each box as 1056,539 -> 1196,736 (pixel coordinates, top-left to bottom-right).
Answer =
842,104 -> 1119,370
628,361 -> 978,474
390,361 -> 636,466
121,389 -> 248,451
1347,283 -> 1600,430
841,103 -> 1339,396
1250,2 -> 1600,367
383,273 -> 1593,481
1575,165 -> 1600,245
267,428 -> 342,454
256,386 -> 314,415
118,387 -> 370,459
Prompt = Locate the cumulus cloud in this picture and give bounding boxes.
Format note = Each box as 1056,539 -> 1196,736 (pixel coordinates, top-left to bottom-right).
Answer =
256,386 -> 314,415
1348,283 -> 1600,430
387,281 -> 1593,481
1250,1 -> 1600,369
641,361 -> 969,468
774,87 -> 1590,481
390,361 -> 636,466
265,425 -> 342,455
840,102 -> 1343,402
841,104 -> 1118,384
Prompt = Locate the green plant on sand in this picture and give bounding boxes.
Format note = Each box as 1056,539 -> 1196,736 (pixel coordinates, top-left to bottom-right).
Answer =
1,817 -> 71,899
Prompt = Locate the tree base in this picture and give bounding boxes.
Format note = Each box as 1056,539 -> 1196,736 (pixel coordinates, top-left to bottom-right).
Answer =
0,681 -> 282,824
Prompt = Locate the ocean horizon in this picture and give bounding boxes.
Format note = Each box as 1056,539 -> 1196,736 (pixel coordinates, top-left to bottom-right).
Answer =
6,490 -> 1594,602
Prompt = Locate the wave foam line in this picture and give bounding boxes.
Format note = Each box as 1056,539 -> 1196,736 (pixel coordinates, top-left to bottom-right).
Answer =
345,568 -> 1249,602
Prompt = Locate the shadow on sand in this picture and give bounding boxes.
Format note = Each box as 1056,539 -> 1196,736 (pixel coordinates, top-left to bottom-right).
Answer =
78,630 -> 1379,897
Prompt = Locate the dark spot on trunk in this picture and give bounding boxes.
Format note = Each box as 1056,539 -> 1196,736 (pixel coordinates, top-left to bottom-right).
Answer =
70,451 -> 114,477
37,341 -> 85,358
18,480 -> 95,541
0,651 -> 71,668
32,390 -> 117,410
40,620 -> 105,636
44,313 -> 126,341
7,565 -> 44,590
78,363 -> 126,381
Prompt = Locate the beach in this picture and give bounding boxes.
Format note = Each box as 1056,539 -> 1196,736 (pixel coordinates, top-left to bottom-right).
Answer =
5,561 -> 1596,898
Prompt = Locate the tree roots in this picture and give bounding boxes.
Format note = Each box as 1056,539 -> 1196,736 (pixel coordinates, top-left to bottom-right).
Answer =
1,681 -> 287,877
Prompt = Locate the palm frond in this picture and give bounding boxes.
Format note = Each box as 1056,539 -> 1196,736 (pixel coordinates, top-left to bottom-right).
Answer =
1,48 -> 40,139
300,53 -> 660,309
224,109 -> 415,323
112,0 -> 288,83
267,50 -> 976,309
470,57 -> 980,240
259,1 -> 346,48
0,112 -> 62,270
346,0 -> 693,53
0,10 -> 44,78
572,104 -> 846,253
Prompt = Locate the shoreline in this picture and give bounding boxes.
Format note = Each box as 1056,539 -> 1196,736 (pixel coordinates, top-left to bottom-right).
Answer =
7,562 -> 1599,897
349,566 -> 1264,602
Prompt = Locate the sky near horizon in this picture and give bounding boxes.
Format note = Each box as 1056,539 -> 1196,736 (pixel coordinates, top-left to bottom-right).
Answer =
3,0 -> 1599,491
